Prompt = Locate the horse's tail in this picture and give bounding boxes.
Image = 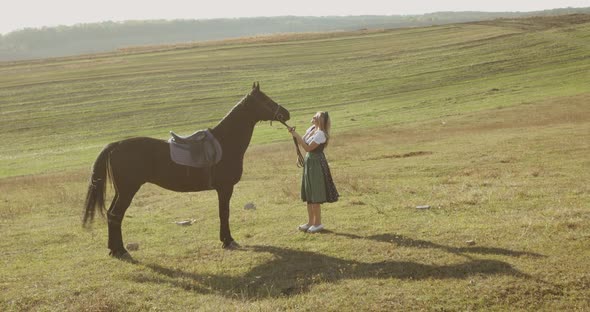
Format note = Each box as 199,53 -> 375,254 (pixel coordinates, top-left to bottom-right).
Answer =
83,143 -> 116,227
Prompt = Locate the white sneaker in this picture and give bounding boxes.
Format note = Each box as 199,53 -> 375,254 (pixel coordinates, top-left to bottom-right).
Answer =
298,223 -> 311,231
307,224 -> 324,233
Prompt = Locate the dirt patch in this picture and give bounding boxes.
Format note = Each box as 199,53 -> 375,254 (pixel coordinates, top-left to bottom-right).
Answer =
445,93 -> 590,134
473,14 -> 590,31
329,93 -> 590,157
366,151 -> 433,161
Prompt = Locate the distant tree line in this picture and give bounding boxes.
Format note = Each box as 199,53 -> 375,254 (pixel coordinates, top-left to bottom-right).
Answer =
1,8 -> 588,61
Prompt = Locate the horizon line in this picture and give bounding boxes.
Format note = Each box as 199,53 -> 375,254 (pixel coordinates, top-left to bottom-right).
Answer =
2,6 -> 588,35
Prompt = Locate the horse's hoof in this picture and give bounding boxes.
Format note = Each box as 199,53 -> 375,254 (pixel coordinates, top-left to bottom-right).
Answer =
109,250 -> 136,262
222,241 -> 241,250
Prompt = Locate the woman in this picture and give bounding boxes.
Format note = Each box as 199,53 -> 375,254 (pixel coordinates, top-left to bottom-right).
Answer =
288,111 -> 339,233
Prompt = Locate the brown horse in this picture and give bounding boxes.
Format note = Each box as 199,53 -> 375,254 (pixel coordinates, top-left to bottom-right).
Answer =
83,82 -> 290,257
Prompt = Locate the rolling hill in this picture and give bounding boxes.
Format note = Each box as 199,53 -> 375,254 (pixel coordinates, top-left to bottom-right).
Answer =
0,14 -> 589,311
1,7 -> 589,61
1,14 -> 589,178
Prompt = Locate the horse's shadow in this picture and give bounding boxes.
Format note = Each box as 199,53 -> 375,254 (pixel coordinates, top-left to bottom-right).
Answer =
129,233 -> 542,299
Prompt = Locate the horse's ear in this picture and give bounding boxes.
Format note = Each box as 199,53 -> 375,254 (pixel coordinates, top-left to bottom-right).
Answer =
252,82 -> 256,90
255,82 -> 260,91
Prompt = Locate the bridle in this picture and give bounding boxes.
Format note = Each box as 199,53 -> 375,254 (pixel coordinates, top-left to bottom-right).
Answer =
270,102 -> 284,126
244,92 -> 304,167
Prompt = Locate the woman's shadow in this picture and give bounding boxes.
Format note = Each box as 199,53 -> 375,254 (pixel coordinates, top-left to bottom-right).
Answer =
328,231 -> 546,259
130,232 -> 542,299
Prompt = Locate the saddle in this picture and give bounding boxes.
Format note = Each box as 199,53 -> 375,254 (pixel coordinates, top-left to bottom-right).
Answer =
168,129 -> 222,168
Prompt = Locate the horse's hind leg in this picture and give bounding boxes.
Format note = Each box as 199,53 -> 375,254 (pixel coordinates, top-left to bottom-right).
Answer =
106,192 -> 119,252
107,186 -> 139,258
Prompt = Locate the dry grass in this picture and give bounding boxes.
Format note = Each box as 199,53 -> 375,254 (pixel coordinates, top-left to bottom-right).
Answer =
1,15 -> 590,310
1,94 -> 588,311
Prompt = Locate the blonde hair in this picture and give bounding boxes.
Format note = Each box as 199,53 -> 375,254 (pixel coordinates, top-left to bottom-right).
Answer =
317,111 -> 331,147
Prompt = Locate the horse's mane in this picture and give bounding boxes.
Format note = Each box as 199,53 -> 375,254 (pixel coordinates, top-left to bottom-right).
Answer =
214,94 -> 251,129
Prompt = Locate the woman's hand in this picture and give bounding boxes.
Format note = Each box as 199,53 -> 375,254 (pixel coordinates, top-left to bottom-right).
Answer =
288,127 -> 298,137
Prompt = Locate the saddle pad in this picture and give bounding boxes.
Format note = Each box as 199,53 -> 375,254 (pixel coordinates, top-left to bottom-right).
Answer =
168,129 -> 222,168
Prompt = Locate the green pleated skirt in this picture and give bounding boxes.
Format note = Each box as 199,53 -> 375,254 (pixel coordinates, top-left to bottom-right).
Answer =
301,151 -> 339,204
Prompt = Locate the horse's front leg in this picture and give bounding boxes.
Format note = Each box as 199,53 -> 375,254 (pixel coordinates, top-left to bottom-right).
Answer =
216,184 -> 238,249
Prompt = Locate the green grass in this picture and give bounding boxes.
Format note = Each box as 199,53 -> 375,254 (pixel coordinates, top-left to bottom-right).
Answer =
1,14 -> 589,311
2,15 -> 590,178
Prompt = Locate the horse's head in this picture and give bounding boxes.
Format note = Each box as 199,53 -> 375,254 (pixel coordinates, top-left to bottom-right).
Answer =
245,82 -> 290,123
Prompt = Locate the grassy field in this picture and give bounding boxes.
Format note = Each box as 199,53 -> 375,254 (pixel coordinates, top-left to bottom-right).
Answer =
1,14 -> 589,311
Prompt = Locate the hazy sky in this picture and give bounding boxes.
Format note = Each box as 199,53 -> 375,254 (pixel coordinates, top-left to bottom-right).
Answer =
2,0 -> 589,34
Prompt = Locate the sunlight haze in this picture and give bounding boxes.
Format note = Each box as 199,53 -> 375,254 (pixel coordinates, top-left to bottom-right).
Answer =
2,0 -> 590,34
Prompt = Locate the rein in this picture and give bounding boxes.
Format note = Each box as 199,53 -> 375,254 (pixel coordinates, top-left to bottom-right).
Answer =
269,103 -> 304,167
278,119 -> 304,167
254,97 -> 303,167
